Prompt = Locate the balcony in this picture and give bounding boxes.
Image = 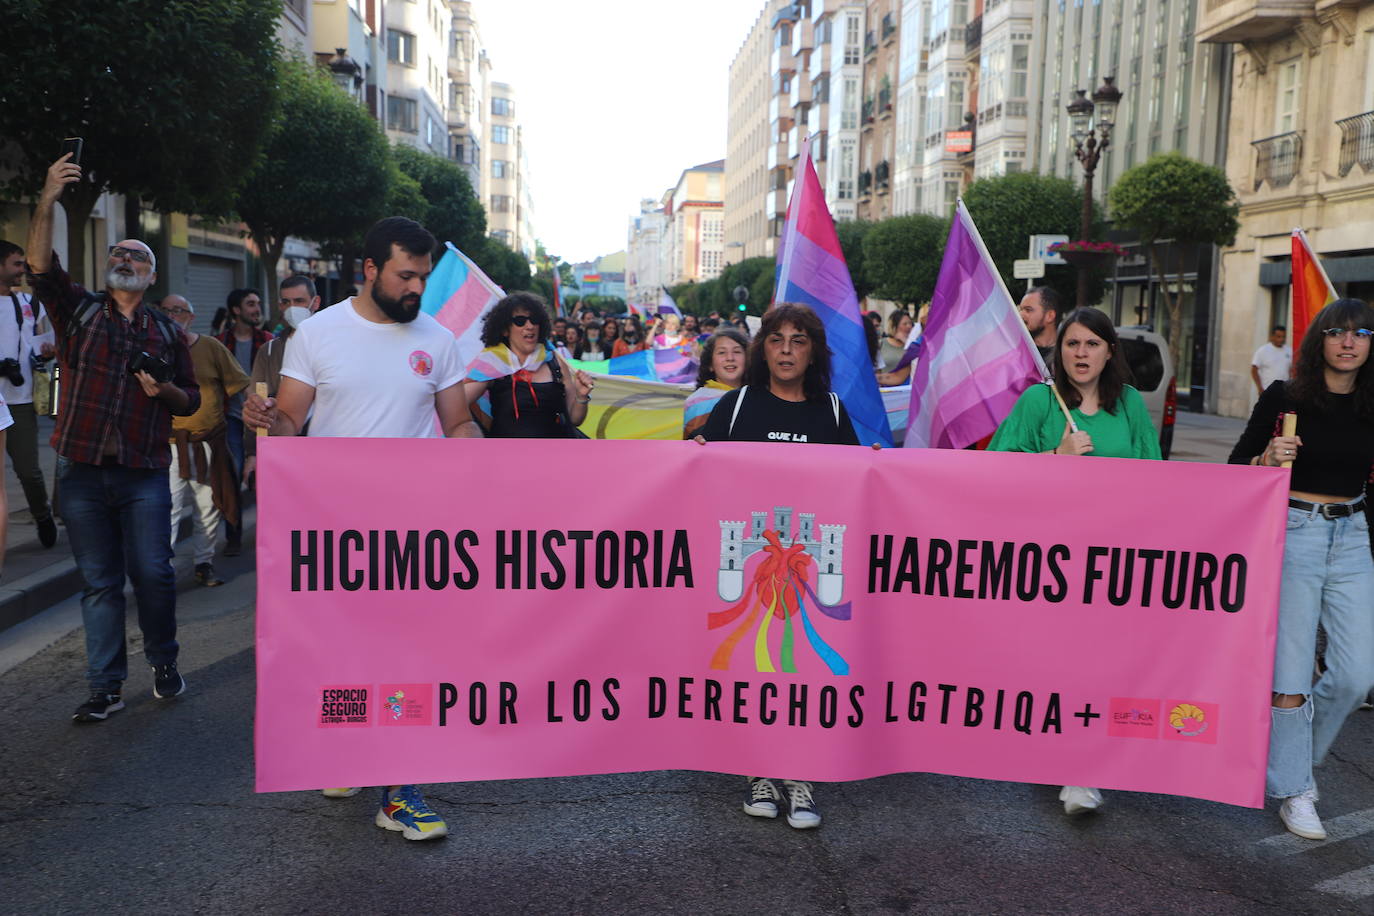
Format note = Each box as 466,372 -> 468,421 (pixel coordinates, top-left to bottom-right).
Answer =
864,31 -> 877,58
1337,111 -> 1374,177
862,96 -> 875,124
858,169 -> 873,198
1251,131 -> 1303,190
878,86 -> 892,114
875,160 -> 891,192
964,15 -> 982,51
882,13 -> 897,43
1197,0 -> 1312,44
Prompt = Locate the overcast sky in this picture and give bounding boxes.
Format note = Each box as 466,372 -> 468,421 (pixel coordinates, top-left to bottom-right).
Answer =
476,0 -> 768,265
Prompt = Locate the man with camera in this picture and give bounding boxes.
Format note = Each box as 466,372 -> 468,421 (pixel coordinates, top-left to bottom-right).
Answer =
162,294 -> 248,588
26,154 -> 200,723
0,240 -> 57,548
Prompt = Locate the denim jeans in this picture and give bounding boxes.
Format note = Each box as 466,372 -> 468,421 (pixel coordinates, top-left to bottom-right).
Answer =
1267,499 -> 1374,797
57,458 -> 179,691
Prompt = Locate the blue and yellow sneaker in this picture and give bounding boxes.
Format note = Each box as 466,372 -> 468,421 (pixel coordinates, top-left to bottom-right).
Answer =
375,785 -> 449,841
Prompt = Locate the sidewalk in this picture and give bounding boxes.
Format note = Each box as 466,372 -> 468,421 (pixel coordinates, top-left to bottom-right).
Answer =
0,413 -> 255,633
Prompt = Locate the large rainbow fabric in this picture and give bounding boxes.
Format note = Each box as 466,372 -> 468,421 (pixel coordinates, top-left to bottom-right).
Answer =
774,137 -> 892,447
418,242 -> 504,369
1291,228 -> 1337,354
465,341 -> 553,382
682,381 -> 732,439
905,201 -> 1048,450
569,347 -> 698,385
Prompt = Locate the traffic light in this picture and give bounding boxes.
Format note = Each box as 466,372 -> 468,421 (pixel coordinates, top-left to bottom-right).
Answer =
737,302 -> 747,312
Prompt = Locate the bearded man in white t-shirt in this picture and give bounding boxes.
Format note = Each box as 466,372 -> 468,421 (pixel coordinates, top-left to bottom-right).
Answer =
243,216 -> 481,842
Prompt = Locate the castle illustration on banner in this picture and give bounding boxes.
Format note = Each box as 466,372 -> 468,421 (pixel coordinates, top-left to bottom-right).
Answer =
717,506 -> 847,606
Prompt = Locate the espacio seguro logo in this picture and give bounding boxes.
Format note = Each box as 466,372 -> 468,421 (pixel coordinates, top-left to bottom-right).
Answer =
317,683 -> 433,728
709,505 -> 852,675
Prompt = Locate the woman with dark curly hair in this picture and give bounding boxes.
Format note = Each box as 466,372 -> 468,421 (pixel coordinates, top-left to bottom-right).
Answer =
682,327 -> 749,439
463,292 -> 594,438
694,303 -> 863,831
1229,298 -> 1374,841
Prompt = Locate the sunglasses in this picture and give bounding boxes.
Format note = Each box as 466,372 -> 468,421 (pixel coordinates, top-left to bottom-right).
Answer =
1321,327 -> 1374,339
109,245 -> 152,264
510,315 -> 538,327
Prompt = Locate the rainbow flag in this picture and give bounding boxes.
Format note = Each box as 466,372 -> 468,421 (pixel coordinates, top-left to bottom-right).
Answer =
552,269 -> 565,319
569,347 -> 697,385
774,136 -> 892,447
682,382 -> 732,439
1291,228 -> 1337,354
905,201 -> 1048,450
419,242 -> 504,369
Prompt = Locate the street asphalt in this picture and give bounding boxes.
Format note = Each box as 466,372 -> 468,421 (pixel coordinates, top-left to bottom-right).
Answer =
7,411 -> 1374,915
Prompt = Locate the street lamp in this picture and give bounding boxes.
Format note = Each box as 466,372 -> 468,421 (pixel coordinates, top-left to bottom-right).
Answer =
328,48 -> 363,99
1066,76 -> 1123,308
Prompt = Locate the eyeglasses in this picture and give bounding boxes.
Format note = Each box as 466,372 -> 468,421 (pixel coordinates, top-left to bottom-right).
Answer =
161,306 -> 191,317
1320,327 -> 1374,340
510,314 -> 538,327
109,245 -> 152,264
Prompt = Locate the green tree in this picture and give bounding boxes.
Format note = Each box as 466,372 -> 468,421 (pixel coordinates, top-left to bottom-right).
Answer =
476,238 -> 531,293
390,143 -> 486,253
237,60 -> 391,300
863,214 -> 949,305
1108,152 -> 1239,368
718,256 -> 774,316
961,171 -> 1106,308
834,220 -> 875,301
0,0 -> 282,281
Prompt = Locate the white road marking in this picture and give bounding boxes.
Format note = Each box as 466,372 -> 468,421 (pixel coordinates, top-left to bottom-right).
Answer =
1256,808 -> 1374,855
1315,865 -> 1374,899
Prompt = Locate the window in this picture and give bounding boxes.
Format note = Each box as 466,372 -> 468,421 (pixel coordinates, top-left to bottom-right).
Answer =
491,229 -> 513,245
981,39 -> 1006,109
777,23 -> 792,48
492,159 -> 510,178
1275,58 -> 1301,134
387,96 -> 418,132
837,138 -> 856,199
490,195 -> 513,213
492,97 -> 512,117
492,125 -> 511,144
948,78 -> 964,130
387,30 -> 416,66
844,14 -> 861,64
1010,43 -> 1029,99
841,76 -> 859,129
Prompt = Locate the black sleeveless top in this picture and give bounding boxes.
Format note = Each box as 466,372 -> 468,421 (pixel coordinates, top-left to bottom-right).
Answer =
488,358 -> 577,438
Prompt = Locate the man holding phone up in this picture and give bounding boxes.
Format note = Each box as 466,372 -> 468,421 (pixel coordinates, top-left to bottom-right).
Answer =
26,153 -> 200,723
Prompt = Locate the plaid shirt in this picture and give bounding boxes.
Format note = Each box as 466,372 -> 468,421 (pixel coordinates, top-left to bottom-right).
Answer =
28,254 -> 199,469
216,325 -> 273,373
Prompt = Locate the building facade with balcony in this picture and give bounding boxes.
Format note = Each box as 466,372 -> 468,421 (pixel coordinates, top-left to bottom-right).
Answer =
1200,0 -> 1374,418
856,1 -> 902,219
969,0 -> 1032,181
448,1 -> 492,204
628,200 -> 669,307
917,0 -> 972,214
725,1 -> 793,263
665,161 -> 727,287
810,0 -> 870,220
383,0 -> 451,157
487,81 -> 520,251
892,0 -> 930,215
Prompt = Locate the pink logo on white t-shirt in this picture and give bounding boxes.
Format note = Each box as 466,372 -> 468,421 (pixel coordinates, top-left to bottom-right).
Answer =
409,350 -> 434,377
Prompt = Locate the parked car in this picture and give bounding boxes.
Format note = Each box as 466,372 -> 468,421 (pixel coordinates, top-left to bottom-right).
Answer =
1114,325 -> 1176,460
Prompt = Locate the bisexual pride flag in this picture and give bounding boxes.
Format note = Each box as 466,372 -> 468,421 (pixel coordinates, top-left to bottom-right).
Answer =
419,242 -> 505,369
774,137 -> 892,447
905,201 -> 1048,449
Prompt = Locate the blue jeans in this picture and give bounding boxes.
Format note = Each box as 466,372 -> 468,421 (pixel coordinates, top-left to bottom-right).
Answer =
58,458 -> 179,691
1267,500 -> 1374,797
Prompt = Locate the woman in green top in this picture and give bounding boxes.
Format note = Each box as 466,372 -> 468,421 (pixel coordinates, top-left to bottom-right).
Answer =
989,307 -> 1160,460
990,307 -> 1160,817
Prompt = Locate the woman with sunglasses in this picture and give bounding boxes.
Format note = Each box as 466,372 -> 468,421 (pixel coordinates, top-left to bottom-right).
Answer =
1229,299 -> 1374,841
464,293 -> 594,438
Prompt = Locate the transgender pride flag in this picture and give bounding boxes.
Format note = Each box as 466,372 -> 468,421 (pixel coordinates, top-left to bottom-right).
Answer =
419,242 -> 505,369
775,137 -> 892,446
905,201 -> 1048,449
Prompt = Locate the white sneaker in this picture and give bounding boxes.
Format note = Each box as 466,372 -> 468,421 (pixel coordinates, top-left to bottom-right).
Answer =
1059,785 -> 1104,815
321,787 -> 361,798
1279,788 -> 1327,840
743,777 -> 780,818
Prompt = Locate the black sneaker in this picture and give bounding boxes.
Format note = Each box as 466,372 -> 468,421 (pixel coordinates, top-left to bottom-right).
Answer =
73,690 -> 124,722
36,515 -> 57,548
223,538 -> 242,558
781,780 -> 821,829
195,562 -> 224,587
152,663 -> 186,699
743,777 -> 780,818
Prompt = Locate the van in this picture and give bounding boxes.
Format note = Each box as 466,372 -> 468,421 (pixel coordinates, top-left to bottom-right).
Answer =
1114,326 -> 1176,460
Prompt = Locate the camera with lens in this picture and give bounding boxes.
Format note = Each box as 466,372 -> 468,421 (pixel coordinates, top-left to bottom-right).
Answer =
128,351 -> 174,384
0,358 -> 24,387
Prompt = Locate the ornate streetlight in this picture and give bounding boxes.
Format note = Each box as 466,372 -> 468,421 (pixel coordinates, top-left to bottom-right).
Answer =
327,48 -> 364,100
1066,76 -> 1123,308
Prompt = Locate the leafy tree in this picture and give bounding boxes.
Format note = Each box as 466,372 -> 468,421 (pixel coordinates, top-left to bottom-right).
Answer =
390,143 -> 486,254
0,0 -> 282,281
1109,152 -> 1239,368
863,214 -> 949,305
475,237 -> 531,293
834,220 -> 875,301
961,172 -> 1106,308
718,256 -> 774,316
237,60 -> 390,300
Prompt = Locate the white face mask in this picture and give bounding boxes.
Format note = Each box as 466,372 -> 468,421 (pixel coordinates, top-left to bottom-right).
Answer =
283,306 -> 312,329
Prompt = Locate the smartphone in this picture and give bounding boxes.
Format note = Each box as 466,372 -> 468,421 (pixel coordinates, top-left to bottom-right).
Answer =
60,137 -> 83,166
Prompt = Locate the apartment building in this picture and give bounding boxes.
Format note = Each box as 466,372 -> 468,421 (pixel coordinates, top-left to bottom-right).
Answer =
665,161 -> 727,287
383,0 -> 451,156
514,124 -> 536,261
448,1 -> 492,202
810,1 -> 869,220
856,1 -> 901,219
627,200 -> 669,307
1199,0 -> 1374,417
487,82 -> 521,251
892,0 -> 929,215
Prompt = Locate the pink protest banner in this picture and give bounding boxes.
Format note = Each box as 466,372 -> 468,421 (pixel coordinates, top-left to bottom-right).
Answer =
255,439 -> 1287,807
